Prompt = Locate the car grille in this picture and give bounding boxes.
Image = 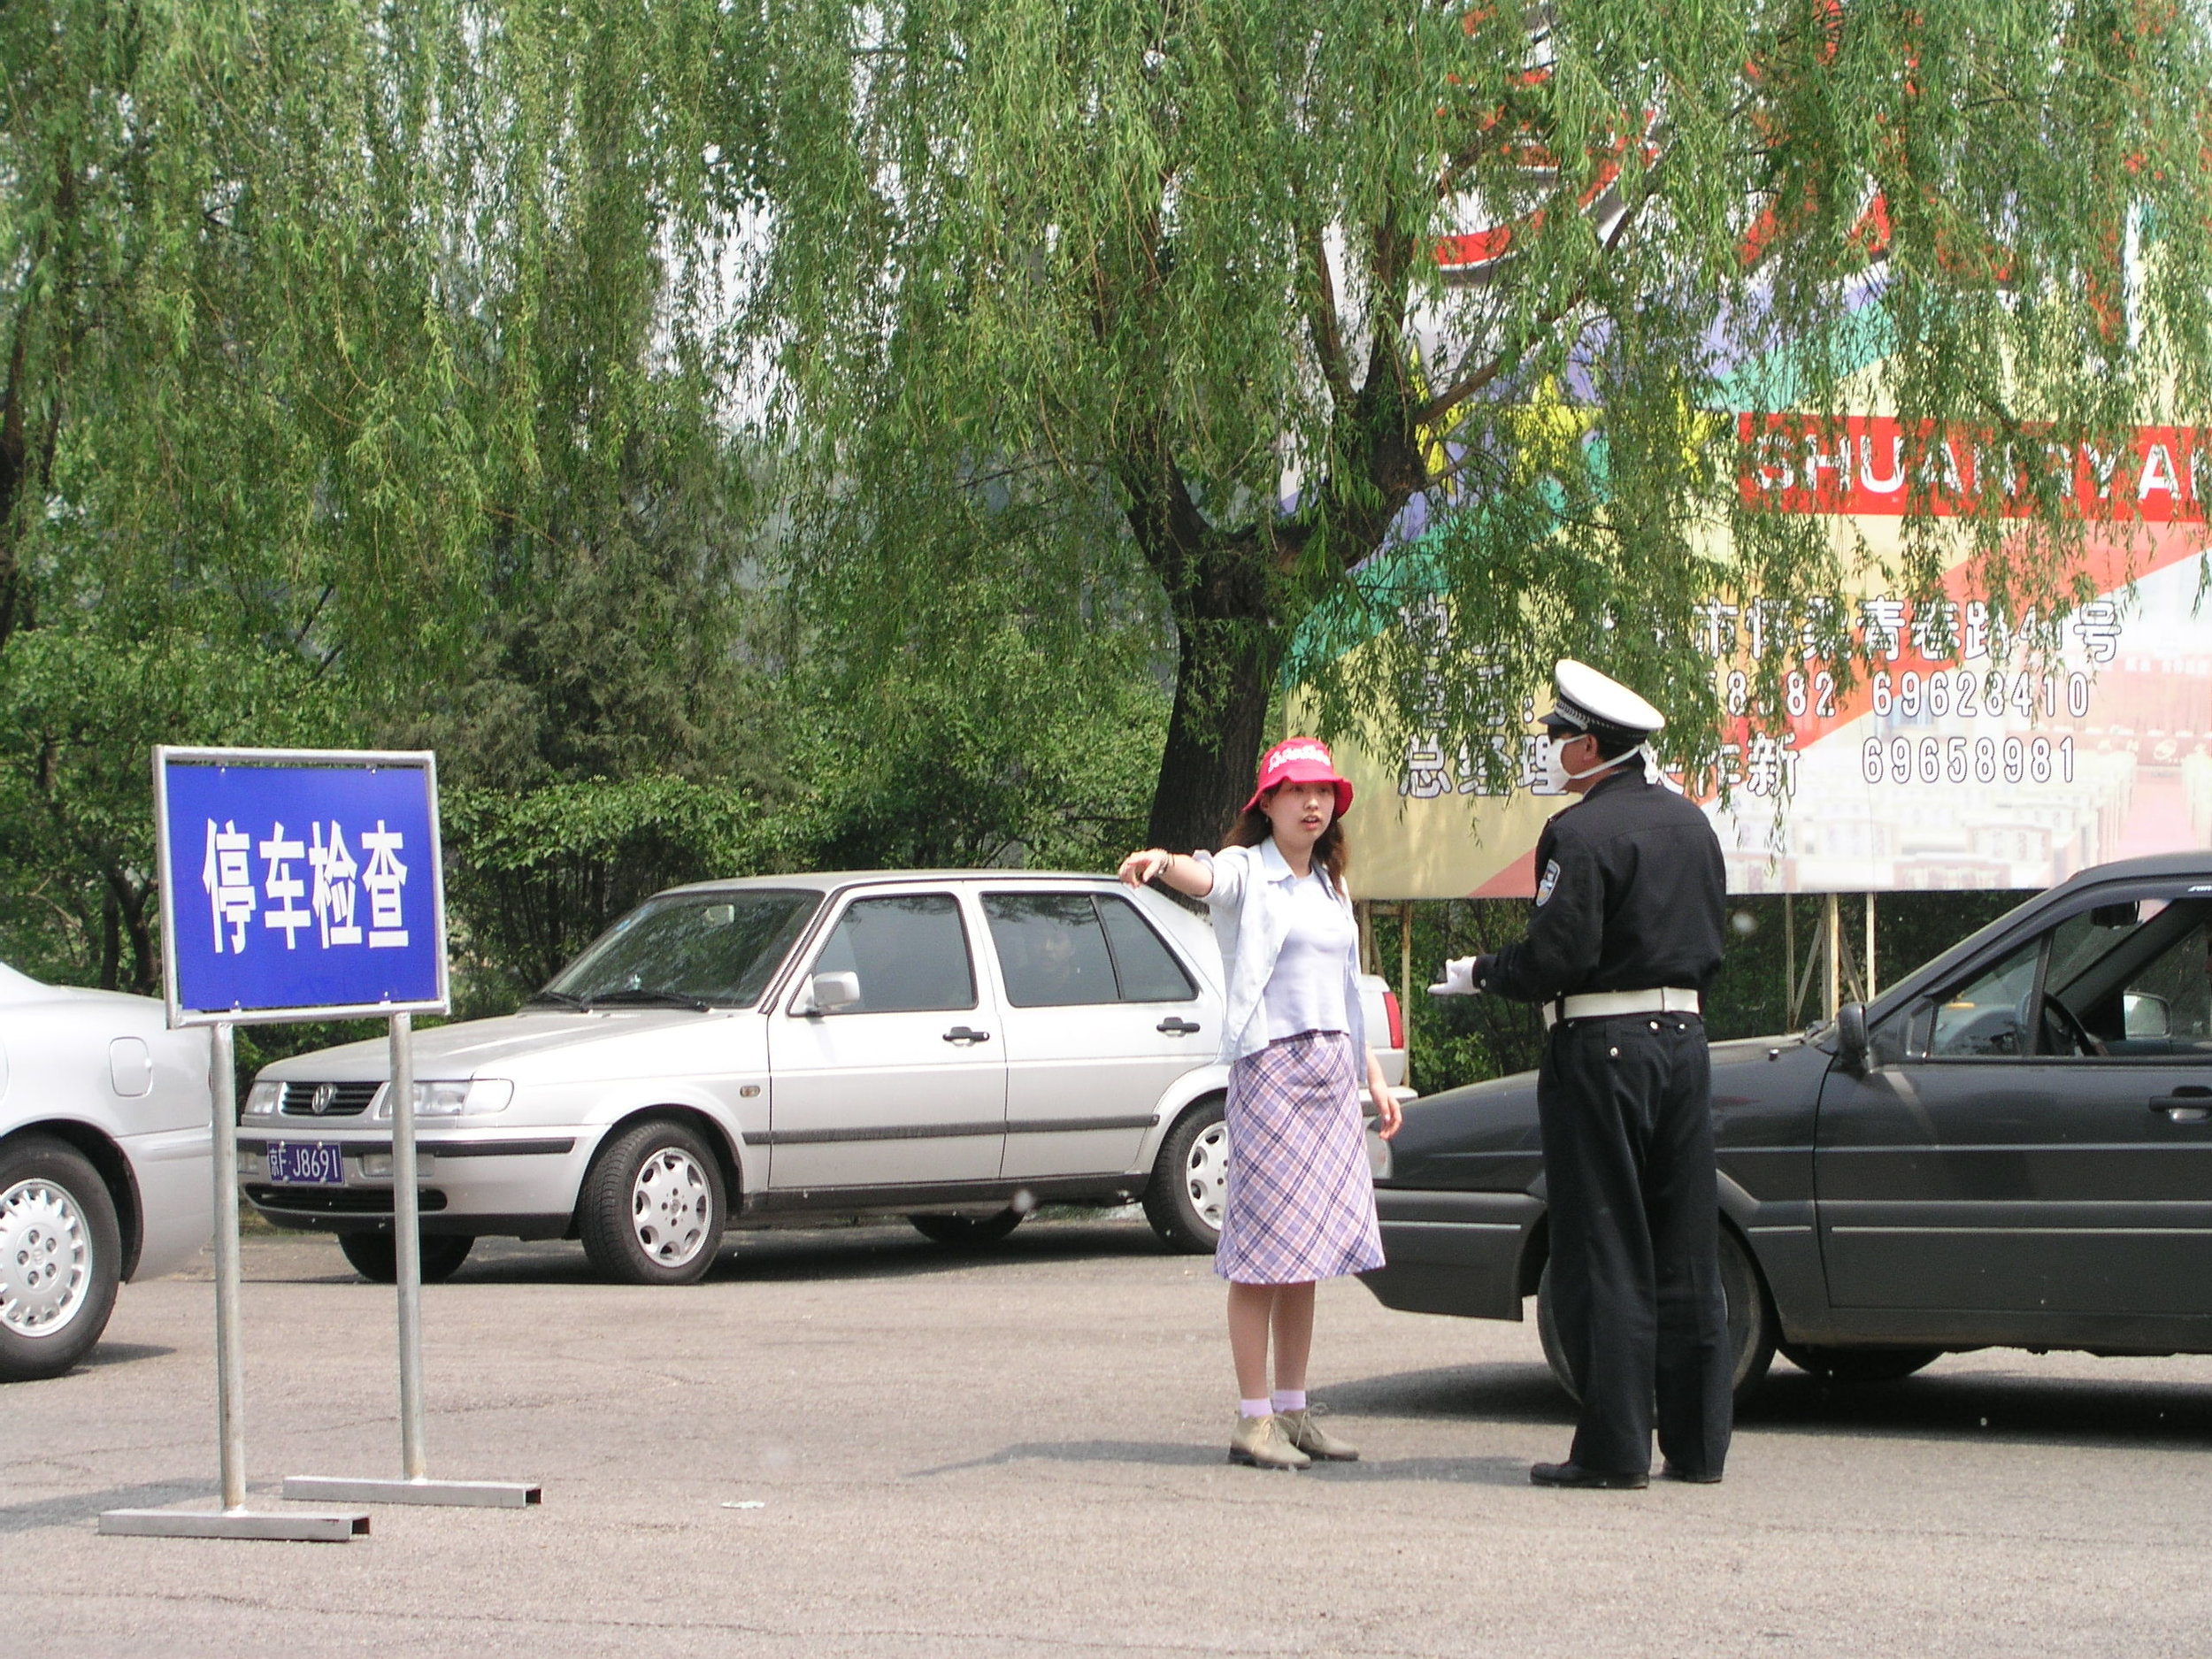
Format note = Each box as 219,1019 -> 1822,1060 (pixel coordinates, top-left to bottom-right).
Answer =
245,1186 -> 448,1214
279,1080 -> 381,1118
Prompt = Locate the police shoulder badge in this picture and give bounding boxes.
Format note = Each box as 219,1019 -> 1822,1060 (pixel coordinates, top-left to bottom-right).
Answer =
1535,858 -> 1562,906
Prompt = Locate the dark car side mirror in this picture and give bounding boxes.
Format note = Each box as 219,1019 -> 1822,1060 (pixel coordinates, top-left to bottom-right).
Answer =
1836,1002 -> 1870,1074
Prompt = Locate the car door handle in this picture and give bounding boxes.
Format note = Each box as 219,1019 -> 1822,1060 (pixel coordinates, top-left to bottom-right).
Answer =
1156,1018 -> 1202,1035
2151,1088 -> 2212,1112
942,1026 -> 991,1045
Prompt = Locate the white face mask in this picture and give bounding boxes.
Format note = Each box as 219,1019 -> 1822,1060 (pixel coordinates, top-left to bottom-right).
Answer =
1540,734 -> 1654,795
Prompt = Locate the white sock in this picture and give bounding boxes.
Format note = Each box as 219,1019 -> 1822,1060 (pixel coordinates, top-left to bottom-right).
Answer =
1271,1389 -> 1307,1414
1240,1397 -> 1271,1418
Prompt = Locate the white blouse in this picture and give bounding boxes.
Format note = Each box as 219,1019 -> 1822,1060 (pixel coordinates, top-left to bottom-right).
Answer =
1262,870 -> 1357,1041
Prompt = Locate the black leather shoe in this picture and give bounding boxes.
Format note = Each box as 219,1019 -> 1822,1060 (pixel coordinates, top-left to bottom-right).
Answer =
1659,1463 -> 1724,1485
1529,1461 -> 1647,1489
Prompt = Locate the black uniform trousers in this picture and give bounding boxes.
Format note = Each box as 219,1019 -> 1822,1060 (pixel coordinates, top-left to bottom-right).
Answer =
1537,1012 -> 1732,1478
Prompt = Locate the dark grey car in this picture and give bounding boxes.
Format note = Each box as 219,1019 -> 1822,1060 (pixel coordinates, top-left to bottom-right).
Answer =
1361,851 -> 2212,1403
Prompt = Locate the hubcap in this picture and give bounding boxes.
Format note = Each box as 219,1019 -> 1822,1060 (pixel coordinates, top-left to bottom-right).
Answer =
0,1179 -> 92,1337
1183,1122 -> 1229,1233
630,1148 -> 712,1268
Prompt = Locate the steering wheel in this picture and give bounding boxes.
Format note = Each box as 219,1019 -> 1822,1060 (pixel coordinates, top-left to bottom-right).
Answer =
2042,995 -> 2108,1057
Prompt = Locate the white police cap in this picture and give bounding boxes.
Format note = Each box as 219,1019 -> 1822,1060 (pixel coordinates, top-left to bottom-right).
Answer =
1541,658 -> 1665,739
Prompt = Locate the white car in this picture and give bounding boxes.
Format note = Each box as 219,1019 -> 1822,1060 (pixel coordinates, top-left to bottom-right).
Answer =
244,871 -> 1412,1284
0,963 -> 214,1380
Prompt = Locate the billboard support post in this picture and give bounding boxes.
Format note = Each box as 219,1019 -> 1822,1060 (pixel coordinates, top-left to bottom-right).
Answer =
1824,892 -> 1843,1019
98,1020 -> 372,1542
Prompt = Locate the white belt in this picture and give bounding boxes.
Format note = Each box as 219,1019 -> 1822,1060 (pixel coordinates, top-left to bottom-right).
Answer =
1543,987 -> 1701,1030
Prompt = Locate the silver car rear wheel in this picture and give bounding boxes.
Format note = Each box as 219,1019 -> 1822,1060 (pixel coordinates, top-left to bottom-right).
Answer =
0,1138 -> 122,1381
1142,1095 -> 1226,1255
1,1178 -> 90,1336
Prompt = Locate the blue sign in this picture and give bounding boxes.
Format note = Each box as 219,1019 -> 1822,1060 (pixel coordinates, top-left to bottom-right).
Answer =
156,749 -> 449,1023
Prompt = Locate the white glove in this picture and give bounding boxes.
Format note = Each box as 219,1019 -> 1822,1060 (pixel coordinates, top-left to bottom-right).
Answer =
1428,956 -> 1481,996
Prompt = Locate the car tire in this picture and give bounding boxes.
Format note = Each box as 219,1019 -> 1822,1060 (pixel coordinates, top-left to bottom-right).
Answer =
1536,1224 -> 1778,1411
0,1136 -> 123,1383
337,1232 -> 475,1285
1141,1095 -> 1227,1256
578,1118 -> 726,1286
1779,1342 -> 1942,1385
908,1210 -> 1025,1247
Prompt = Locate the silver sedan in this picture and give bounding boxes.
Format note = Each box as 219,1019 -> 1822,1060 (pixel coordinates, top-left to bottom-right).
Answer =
0,963 -> 214,1380
245,872 -> 1409,1284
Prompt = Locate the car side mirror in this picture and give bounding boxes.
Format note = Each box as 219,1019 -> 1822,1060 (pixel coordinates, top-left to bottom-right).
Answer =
2124,991 -> 2172,1039
801,971 -> 862,1015
1836,1002 -> 1870,1074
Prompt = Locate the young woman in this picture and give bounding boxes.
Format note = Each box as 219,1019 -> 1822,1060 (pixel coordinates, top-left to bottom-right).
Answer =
1118,737 -> 1402,1471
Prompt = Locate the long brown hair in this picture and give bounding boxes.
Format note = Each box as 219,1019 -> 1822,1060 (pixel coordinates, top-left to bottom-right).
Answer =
1227,788 -> 1350,891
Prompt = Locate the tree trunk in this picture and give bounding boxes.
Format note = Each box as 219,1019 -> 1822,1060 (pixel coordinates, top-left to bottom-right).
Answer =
1118,441 -> 1292,856
1145,606 -> 1282,855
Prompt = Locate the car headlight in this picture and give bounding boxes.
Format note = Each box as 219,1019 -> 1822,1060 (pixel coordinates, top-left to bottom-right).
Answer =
243,1079 -> 282,1118
373,1079 -> 514,1119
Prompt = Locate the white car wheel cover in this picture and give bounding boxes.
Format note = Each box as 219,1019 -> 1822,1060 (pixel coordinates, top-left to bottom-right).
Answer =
630,1148 -> 711,1267
0,1178 -> 92,1337
1184,1122 -> 1228,1232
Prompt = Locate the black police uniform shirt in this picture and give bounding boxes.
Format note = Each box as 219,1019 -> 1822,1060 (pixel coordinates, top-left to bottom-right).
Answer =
1484,766 -> 1727,1003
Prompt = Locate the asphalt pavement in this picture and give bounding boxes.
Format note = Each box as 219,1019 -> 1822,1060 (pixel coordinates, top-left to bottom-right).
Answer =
8,1214 -> 2211,1658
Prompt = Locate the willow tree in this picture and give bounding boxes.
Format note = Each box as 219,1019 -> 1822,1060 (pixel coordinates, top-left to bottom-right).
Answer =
0,0 -> 746,987
751,0 -> 2212,852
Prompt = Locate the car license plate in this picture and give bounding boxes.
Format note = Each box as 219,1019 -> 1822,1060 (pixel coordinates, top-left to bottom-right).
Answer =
266,1141 -> 345,1185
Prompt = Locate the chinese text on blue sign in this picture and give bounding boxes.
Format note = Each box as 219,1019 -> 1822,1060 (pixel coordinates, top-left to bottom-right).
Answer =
157,752 -> 448,1022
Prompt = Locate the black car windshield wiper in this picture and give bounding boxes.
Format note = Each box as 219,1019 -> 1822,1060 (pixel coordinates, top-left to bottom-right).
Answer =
582,988 -> 714,1011
523,989 -> 587,1010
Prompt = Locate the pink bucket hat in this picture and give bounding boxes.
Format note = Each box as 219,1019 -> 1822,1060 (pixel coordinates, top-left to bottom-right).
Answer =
1242,736 -> 1355,818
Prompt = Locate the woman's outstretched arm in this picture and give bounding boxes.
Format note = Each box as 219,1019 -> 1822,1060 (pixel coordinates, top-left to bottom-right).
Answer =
1117,848 -> 1215,898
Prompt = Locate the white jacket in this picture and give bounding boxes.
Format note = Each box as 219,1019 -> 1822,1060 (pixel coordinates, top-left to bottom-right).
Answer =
1194,839 -> 1368,1066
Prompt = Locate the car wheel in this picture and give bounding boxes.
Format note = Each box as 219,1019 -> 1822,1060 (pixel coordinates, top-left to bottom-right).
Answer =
0,1136 -> 123,1383
1779,1342 -> 1942,1385
337,1232 -> 475,1285
1141,1095 -> 1226,1256
578,1119 -> 726,1286
1536,1225 -> 1778,1411
908,1210 -> 1025,1247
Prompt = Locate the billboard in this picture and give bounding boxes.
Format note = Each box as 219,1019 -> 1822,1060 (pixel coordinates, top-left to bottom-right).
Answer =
1310,419 -> 2212,898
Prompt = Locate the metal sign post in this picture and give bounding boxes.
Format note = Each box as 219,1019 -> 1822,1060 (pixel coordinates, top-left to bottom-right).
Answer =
103,748 -> 535,1542
101,1021 -> 369,1541
286,1017 -> 536,1508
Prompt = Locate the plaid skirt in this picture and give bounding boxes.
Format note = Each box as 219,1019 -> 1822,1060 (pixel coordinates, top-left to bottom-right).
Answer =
1214,1030 -> 1386,1285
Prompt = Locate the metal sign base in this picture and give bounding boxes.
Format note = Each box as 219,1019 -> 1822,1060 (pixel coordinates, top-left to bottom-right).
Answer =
98,1506 -> 370,1542
283,1475 -> 541,1509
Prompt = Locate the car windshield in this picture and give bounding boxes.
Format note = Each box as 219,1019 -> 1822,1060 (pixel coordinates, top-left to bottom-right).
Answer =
534,891 -> 820,1010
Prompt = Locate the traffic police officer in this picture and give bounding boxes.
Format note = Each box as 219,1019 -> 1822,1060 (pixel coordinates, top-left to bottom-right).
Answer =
1433,660 -> 1732,1487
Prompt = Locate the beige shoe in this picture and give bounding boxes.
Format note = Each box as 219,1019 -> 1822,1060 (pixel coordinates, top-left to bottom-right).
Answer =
1228,1412 -> 1310,1471
1277,1407 -> 1359,1462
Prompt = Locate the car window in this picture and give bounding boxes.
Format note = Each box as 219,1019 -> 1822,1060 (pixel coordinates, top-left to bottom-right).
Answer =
2043,895 -> 2212,1058
983,895 -> 1121,1007
1095,895 -> 1198,1002
1928,936 -> 2041,1057
810,894 -> 976,1013
543,890 -> 820,1008
981,893 -> 1201,1007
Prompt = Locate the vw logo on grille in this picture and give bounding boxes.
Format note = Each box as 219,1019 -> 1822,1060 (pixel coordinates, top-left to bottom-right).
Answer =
309,1083 -> 338,1116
